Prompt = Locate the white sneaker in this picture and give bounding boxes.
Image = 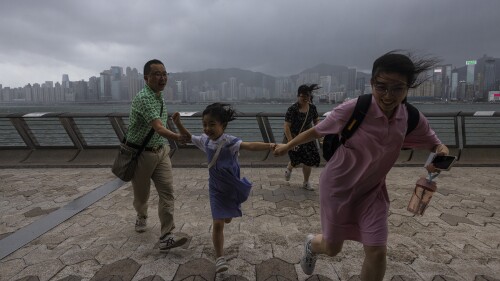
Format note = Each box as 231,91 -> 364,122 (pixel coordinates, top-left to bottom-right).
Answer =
135,215 -> 147,233
285,169 -> 292,181
300,234 -> 317,275
303,182 -> 314,191
215,256 -> 229,273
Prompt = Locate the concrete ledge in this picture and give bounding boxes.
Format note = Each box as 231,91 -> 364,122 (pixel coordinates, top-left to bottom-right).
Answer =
0,149 -> 32,165
458,148 -> 500,165
21,149 -> 79,164
71,149 -> 117,166
1,147 -> 500,168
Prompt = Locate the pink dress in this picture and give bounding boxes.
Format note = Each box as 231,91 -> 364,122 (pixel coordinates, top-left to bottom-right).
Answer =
314,96 -> 441,246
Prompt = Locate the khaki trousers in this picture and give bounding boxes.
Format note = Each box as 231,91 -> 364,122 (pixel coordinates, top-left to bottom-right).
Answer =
132,146 -> 175,237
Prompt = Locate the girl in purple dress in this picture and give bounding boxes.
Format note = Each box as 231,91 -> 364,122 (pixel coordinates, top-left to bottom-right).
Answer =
184,103 -> 276,273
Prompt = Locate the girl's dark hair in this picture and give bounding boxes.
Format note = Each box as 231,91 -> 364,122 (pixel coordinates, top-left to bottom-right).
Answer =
371,50 -> 440,88
202,103 -> 236,129
297,83 -> 321,102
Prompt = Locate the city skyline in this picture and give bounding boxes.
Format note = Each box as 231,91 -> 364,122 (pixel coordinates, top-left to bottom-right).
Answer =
1,53 -> 499,104
0,51 -> 496,89
1,0 -> 499,88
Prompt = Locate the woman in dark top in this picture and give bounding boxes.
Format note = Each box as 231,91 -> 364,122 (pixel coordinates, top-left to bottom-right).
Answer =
283,84 -> 321,190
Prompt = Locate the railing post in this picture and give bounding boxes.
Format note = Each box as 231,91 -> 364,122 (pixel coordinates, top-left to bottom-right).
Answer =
59,116 -> 85,150
108,116 -> 127,142
9,117 -> 38,149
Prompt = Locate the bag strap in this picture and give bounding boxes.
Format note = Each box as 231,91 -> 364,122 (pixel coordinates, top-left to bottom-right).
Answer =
340,94 -> 372,144
404,102 -> 420,135
134,102 -> 164,158
338,94 -> 420,144
208,138 -> 227,169
298,105 -> 310,134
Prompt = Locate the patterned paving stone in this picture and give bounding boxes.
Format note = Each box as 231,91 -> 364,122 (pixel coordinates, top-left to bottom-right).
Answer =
439,213 -> 479,226
475,275 -> 500,281
89,258 -> 140,281
173,258 -> 215,281
56,275 -> 82,281
138,276 -> 165,281
1,167 -> 500,280
14,277 -> 39,281
23,207 -> 59,218
432,275 -> 459,281
255,257 -> 297,280
305,275 -> 334,281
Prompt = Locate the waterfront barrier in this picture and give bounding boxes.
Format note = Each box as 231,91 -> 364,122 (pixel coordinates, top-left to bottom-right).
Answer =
1,111 -> 499,167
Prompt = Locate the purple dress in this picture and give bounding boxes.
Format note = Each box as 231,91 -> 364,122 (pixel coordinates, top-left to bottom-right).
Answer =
192,134 -> 252,219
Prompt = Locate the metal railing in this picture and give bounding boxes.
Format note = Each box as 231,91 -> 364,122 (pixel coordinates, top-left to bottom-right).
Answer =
1,111 -> 500,155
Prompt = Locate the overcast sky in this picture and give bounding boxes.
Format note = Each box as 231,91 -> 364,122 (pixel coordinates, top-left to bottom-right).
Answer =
1,0 -> 499,88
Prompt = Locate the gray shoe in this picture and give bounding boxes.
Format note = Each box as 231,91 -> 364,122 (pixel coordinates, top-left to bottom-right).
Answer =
300,234 -> 317,275
215,256 -> 229,273
135,215 -> 147,233
159,233 -> 188,252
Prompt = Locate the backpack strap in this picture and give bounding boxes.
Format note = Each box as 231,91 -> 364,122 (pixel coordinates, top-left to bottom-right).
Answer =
340,94 -> 372,144
404,102 -> 420,135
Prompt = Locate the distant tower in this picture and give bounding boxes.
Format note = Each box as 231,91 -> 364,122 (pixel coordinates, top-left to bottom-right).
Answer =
347,68 -> 357,98
451,71 -> 458,100
229,77 -> 237,100
465,60 -> 477,100
483,58 -> 496,99
99,71 -> 112,100
62,74 -> 70,88
432,66 -> 443,99
466,60 -> 476,84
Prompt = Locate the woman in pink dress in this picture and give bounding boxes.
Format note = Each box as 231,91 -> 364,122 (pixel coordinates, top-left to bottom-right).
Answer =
274,51 -> 450,280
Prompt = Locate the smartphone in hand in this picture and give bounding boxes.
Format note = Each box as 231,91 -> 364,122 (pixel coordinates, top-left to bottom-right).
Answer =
425,153 -> 457,171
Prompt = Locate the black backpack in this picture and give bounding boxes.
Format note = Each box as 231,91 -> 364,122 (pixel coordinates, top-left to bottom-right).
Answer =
322,94 -> 420,161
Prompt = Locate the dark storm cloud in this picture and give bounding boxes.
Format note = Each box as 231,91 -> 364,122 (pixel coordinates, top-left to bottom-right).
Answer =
1,0 -> 499,87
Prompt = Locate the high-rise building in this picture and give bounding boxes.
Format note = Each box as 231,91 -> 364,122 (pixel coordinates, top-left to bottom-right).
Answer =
443,65 -> 452,101
451,72 -> 458,100
483,58 -> 496,99
356,77 -> 366,95
62,74 -> 70,89
99,71 -> 112,101
125,67 -> 143,100
466,60 -> 477,100
433,66 -> 443,99
88,76 -> 99,101
229,77 -> 237,100
347,68 -> 357,98
319,76 -> 332,95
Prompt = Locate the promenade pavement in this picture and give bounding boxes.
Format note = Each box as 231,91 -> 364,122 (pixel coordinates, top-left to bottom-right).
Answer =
0,166 -> 499,281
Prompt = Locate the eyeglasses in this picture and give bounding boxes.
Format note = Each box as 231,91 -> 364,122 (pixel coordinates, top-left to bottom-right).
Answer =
373,82 -> 407,97
150,72 -> 168,78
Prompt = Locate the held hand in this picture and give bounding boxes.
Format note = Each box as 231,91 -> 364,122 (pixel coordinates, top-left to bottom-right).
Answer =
273,144 -> 289,156
177,134 -> 191,144
425,163 -> 439,173
171,112 -> 181,124
434,144 -> 449,156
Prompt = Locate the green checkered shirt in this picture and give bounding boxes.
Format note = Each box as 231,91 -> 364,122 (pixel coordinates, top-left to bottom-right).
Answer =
126,85 -> 167,147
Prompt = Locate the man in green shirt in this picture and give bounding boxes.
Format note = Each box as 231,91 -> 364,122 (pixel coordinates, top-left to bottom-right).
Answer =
124,59 -> 190,252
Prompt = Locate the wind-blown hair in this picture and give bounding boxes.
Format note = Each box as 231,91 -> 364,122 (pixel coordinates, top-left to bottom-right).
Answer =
202,103 -> 237,129
297,83 -> 321,102
371,50 -> 440,88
